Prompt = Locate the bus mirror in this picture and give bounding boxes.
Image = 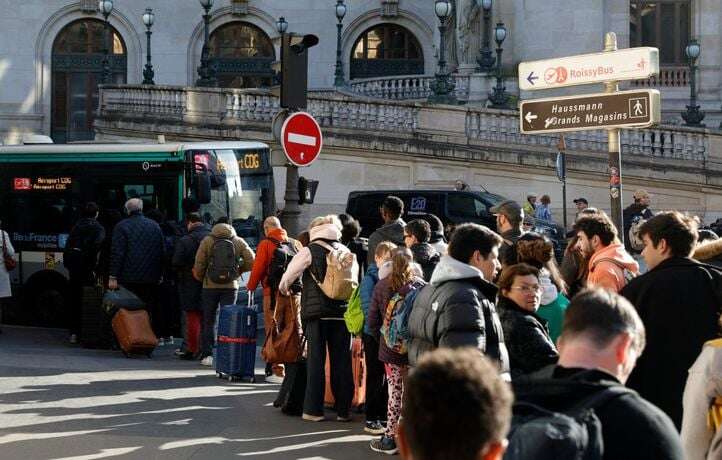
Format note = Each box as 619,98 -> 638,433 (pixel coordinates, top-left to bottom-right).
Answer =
194,165 -> 212,204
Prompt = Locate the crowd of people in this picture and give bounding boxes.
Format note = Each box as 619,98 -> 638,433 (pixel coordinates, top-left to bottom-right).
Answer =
16,187 -> 722,458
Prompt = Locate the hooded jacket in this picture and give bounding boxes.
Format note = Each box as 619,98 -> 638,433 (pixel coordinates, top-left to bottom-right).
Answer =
109,211 -> 165,284
622,257 -> 722,428
499,227 -> 523,267
360,263 -> 380,336
409,242 -> 440,282
247,227 -> 299,296
587,243 -> 639,293
367,218 -> 406,265
193,223 -> 255,289
407,255 -> 510,376
693,239 -> 722,269
172,222 -> 211,310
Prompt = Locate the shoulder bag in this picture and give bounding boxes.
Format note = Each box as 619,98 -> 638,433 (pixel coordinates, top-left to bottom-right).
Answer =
2,231 -> 16,272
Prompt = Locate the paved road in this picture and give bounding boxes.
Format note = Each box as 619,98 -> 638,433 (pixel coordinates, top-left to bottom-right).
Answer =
0,326 -> 377,460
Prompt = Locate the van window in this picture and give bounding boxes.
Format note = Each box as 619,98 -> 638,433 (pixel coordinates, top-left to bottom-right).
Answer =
447,194 -> 487,218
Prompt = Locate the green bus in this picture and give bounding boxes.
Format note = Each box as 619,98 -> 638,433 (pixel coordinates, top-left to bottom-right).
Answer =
0,141 -> 274,327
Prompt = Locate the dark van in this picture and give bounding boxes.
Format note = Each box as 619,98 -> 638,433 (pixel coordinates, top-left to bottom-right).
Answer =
346,189 -> 565,259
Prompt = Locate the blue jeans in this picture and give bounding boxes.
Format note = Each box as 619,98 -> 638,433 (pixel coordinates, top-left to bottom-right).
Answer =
200,288 -> 238,357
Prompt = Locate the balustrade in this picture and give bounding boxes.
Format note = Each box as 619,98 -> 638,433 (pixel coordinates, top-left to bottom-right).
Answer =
348,74 -> 470,101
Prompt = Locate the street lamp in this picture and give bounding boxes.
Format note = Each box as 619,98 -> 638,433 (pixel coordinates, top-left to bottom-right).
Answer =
476,0 -> 495,72
681,39 -> 705,126
142,8 -> 155,85
276,16 -> 288,35
428,0 -> 457,105
98,0 -> 113,84
334,0 -> 347,87
488,22 -> 510,109
196,0 -> 218,87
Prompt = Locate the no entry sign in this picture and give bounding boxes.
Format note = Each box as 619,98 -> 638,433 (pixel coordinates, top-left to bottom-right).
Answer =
281,111 -> 323,167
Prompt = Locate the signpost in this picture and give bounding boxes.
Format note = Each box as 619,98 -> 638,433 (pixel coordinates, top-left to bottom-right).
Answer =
518,47 -> 659,91
280,111 -> 323,167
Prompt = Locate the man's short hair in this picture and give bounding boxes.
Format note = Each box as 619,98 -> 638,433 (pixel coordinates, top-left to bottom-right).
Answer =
561,288 -> 646,354
186,212 -> 202,224
125,198 -> 143,213
448,223 -> 503,263
490,200 -> 524,227
82,202 -> 99,218
382,196 -> 404,220
574,214 -> 618,246
639,211 -> 698,258
402,348 -> 513,460
406,219 -> 431,243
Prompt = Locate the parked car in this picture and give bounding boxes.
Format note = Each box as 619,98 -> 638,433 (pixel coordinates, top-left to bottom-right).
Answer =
346,189 -> 565,260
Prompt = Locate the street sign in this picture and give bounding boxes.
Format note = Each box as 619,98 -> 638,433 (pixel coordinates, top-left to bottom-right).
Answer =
519,89 -> 660,134
280,111 -> 323,167
518,47 -> 659,91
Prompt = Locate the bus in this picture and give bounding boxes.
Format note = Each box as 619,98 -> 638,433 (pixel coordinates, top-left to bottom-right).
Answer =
0,141 -> 275,327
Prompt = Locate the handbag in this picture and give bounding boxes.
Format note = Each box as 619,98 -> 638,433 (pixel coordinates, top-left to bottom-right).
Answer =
102,285 -> 146,316
262,291 -> 302,364
2,230 -> 16,272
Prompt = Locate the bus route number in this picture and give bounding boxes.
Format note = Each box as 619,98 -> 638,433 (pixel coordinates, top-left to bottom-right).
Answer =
239,153 -> 260,170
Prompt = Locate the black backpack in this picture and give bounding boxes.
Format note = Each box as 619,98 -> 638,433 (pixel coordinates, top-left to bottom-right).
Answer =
504,379 -> 634,460
266,237 -> 299,293
207,237 -> 242,284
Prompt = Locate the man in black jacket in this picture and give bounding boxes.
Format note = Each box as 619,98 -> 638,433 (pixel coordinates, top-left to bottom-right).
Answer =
621,211 -> 722,428
407,223 -> 509,378
367,196 -> 406,266
490,200 -> 525,268
404,219 -> 440,282
513,289 -> 682,459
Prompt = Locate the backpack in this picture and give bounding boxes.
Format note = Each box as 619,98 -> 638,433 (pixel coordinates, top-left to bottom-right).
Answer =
309,241 -> 359,301
593,257 -> 637,284
266,237 -> 299,293
505,380 -> 634,460
344,286 -> 364,335
207,237 -> 242,284
381,280 -> 424,354
628,215 -> 648,252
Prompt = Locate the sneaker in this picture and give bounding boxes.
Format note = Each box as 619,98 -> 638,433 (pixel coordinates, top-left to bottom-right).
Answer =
167,336 -> 175,345
265,374 -> 284,384
174,348 -> 184,357
364,421 -> 385,435
200,355 -> 213,367
370,436 -> 398,455
69,334 -> 78,344
302,413 -> 325,422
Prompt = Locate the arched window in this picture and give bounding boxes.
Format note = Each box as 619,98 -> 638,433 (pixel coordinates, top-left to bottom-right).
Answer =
209,22 -> 275,88
51,19 -> 127,143
630,0 -> 690,64
350,24 -> 423,79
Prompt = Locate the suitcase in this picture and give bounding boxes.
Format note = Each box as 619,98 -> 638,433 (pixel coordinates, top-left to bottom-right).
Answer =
215,293 -> 258,382
324,337 -> 366,410
80,285 -> 113,349
111,308 -> 158,357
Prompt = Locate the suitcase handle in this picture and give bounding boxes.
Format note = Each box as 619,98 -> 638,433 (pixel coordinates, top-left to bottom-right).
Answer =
247,290 -> 255,309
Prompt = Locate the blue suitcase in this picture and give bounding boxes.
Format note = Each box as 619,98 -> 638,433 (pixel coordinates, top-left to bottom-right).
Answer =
215,293 -> 258,382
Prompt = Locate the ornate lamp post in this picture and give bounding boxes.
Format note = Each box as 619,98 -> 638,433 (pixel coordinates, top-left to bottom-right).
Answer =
196,0 -> 218,87
681,39 -> 705,126
142,8 -> 155,85
274,17 -> 288,86
98,0 -> 113,84
428,0 -> 457,105
488,22 -> 510,108
334,0 -> 347,87
476,0 -> 495,72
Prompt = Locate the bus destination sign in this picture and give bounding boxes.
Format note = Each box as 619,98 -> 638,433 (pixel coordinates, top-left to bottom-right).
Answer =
14,176 -> 72,191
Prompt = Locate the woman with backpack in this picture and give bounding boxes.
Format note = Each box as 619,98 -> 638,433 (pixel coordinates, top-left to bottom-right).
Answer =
367,247 -> 425,454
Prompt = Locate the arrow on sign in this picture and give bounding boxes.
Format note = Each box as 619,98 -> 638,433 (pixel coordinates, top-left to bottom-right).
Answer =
527,72 -> 538,86
524,112 -> 538,125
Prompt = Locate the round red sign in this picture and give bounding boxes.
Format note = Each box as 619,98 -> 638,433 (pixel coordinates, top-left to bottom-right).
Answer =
281,111 -> 323,167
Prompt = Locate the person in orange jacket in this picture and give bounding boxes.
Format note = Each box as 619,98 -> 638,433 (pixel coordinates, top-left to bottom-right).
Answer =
247,217 -> 301,383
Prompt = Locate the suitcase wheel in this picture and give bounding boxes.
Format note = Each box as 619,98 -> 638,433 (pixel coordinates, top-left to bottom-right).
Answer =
250,377 -> 256,383
228,376 -> 233,382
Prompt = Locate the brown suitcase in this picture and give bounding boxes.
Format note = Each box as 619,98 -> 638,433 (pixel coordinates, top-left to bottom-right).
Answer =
324,337 -> 366,410
111,308 -> 158,357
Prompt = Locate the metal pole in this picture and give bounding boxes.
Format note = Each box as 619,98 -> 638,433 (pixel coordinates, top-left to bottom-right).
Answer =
334,18 -> 344,86
439,21 -> 447,74
280,164 -> 303,237
604,32 -> 624,243
558,135 -> 568,230
478,7 -> 495,71
101,15 -> 111,84
142,29 -> 155,85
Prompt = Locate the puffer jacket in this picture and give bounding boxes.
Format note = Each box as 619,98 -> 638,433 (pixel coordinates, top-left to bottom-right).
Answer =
497,296 -> 558,378
410,242 -> 440,282
193,223 -> 255,289
407,255 -> 510,377
587,243 -> 639,293
109,211 -> 165,284
367,218 -> 405,265
360,263 -> 380,336
172,222 -> 210,311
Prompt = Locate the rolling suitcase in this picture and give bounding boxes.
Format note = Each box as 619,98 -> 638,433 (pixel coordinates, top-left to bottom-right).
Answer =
111,308 -> 158,357
80,284 -> 113,349
215,293 -> 258,382
324,336 -> 366,410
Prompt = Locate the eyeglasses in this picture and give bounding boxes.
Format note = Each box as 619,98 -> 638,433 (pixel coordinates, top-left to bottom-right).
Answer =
510,285 -> 543,294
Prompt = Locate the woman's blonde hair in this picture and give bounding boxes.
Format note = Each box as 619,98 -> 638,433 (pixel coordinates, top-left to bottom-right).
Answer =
390,247 -> 415,292
308,215 -> 342,231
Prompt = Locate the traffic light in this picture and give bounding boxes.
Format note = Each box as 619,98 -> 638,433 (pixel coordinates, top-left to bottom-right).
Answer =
298,176 -> 319,205
281,33 -> 319,109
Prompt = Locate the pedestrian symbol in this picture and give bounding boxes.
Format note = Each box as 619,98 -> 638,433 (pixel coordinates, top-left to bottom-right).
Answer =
628,97 -> 648,119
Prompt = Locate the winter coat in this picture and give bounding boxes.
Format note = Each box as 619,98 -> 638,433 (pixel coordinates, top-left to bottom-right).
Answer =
109,211 -> 165,284
0,229 -> 14,299
499,228 -> 523,267
535,203 -> 552,222
278,223 -> 348,321
367,218 -> 405,265
497,296 -> 558,378
65,217 -> 106,279
429,237 -> 448,256
172,223 -> 210,311
409,242 -> 440,282
193,223 -> 255,290
522,201 -> 535,217
694,239 -> 722,269
682,339 -> 722,460
536,268 -> 569,343
246,227 -> 300,297
623,203 -> 654,254
622,257 -> 722,428
587,243 -> 639,293
360,263 -> 380,336
407,255 -> 510,377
